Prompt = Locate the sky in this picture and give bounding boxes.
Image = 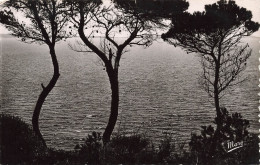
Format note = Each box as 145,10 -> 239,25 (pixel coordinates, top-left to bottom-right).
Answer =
0,0 -> 260,37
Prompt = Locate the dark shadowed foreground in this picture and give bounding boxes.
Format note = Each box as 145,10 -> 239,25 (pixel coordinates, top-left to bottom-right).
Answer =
0,113 -> 258,164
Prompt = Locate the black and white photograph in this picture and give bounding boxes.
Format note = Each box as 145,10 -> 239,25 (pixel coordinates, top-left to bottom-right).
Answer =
0,0 -> 259,164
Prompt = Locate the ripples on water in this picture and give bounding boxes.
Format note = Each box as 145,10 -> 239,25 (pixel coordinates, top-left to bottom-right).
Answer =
1,35 -> 259,150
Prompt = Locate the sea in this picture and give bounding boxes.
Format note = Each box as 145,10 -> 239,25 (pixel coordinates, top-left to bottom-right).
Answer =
1,34 -> 259,150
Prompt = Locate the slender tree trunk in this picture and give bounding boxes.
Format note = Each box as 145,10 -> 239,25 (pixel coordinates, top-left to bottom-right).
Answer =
213,44 -> 222,125
32,45 -> 60,147
208,90 -> 221,161
208,57 -> 222,160
213,85 -> 221,124
103,69 -> 119,143
214,40 -> 223,122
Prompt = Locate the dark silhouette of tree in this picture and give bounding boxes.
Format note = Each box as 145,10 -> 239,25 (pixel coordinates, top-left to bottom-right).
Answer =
114,0 -> 189,20
162,0 -> 259,155
66,0 -> 188,143
0,0 -> 69,147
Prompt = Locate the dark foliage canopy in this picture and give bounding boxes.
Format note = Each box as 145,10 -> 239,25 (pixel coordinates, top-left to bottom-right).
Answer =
114,0 -> 189,19
163,0 -> 259,36
0,0 -> 70,44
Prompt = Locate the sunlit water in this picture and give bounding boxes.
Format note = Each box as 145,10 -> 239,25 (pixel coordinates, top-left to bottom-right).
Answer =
1,35 -> 259,150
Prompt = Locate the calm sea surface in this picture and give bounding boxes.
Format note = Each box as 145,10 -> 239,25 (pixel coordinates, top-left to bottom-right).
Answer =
1,35 -> 259,150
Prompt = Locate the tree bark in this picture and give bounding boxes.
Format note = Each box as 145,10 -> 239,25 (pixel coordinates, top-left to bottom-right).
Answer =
103,68 -> 119,143
213,84 -> 221,125
32,45 -> 60,147
209,53 -> 222,160
214,41 -> 223,125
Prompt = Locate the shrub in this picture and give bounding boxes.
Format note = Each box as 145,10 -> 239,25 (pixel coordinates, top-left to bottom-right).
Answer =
0,114 -> 46,164
37,148 -> 79,165
157,133 -> 173,162
74,133 -> 152,164
157,134 -> 194,164
104,134 -> 150,163
189,108 -> 257,165
135,143 -> 158,164
74,131 -> 103,164
239,133 -> 259,164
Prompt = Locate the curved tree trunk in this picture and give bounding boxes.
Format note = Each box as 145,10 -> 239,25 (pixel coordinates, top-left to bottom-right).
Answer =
32,45 -> 60,147
103,69 -> 119,143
